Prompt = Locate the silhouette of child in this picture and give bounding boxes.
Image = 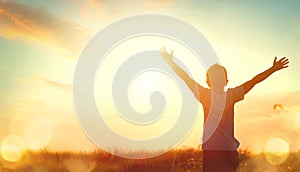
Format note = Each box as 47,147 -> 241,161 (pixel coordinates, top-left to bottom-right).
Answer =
160,47 -> 289,172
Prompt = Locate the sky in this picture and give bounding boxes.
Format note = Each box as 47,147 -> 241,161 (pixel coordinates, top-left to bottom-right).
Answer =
0,0 -> 300,157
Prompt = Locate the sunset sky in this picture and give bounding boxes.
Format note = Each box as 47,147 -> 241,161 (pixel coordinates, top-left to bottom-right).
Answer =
0,0 -> 300,156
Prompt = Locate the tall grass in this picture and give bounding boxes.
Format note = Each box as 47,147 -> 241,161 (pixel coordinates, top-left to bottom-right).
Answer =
0,148 -> 299,172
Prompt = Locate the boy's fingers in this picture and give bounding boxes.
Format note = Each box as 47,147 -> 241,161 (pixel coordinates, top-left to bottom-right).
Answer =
283,60 -> 289,63
160,48 -> 165,53
274,56 -> 277,63
279,57 -> 287,62
282,61 -> 289,65
282,59 -> 289,64
282,65 -> 289,68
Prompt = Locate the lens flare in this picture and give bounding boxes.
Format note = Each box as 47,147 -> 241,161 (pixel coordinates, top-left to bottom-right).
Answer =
23,117 -> 53,150
0,135 -> 25,162
264,138 -> 290,166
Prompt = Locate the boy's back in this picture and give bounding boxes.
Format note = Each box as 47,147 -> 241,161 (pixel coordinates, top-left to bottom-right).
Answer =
160,47 -> 289,172
195,86 -> 244,151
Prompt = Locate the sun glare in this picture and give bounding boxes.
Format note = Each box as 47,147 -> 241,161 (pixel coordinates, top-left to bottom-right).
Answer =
140,74 -> 155,90
23,117 -> 53,150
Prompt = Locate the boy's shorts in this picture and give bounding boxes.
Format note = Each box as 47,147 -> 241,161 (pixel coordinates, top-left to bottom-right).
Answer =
203,150 -> 239,172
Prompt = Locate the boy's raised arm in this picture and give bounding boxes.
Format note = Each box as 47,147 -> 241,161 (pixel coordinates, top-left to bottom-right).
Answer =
160,47 -> 201,95
242,57 -> 289,94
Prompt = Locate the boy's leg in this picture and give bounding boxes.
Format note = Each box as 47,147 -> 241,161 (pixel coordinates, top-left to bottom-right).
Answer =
203,150 -> 239,172
223,150 -> 239,172
203,150 -> 220,172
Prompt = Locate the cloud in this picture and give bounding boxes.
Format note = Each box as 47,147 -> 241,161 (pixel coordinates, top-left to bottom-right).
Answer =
40,78 -> 72,91
0,1 -> 175,57
14,76 -> 72,92
84,0 -> 175,13
75,0 -> 175,27
0,1 -> 90,57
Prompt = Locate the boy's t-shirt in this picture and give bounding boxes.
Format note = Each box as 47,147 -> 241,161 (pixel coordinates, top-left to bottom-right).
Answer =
194,85 -> 245,151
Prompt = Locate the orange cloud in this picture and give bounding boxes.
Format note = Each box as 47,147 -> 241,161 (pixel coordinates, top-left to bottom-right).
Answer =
0,1 -> 90,58
83,0 -> 175,13
74,0 -> 175,27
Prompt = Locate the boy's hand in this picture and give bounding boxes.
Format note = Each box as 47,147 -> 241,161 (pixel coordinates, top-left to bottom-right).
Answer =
160,47 -> 174,63
272,57 -> 289,71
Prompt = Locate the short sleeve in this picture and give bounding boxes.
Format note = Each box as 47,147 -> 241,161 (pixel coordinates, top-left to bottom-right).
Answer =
232,85 -> 245,103
193,84 -> 208,103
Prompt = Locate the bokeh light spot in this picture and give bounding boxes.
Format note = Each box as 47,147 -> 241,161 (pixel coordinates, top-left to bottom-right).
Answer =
264,138 -> 290,166
0,135 -> 24,162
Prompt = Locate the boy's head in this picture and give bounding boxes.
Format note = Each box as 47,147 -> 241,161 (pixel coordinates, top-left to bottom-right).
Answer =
206,64 -> 228,91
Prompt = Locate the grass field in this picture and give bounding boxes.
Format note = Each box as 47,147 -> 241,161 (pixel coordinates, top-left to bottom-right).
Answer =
0,148 -> 298,172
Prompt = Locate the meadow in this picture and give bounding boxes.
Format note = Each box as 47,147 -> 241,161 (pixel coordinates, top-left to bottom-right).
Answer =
0,148 -> 298,172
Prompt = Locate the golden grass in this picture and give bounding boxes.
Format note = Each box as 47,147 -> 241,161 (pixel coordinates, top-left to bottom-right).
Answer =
0,148 -> 299,172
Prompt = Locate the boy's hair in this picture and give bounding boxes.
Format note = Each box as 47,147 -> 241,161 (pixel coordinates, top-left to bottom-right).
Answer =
206,64 -> 228,87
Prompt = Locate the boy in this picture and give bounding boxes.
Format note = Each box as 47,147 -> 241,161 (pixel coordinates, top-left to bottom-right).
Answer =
160,47 -> 289,172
